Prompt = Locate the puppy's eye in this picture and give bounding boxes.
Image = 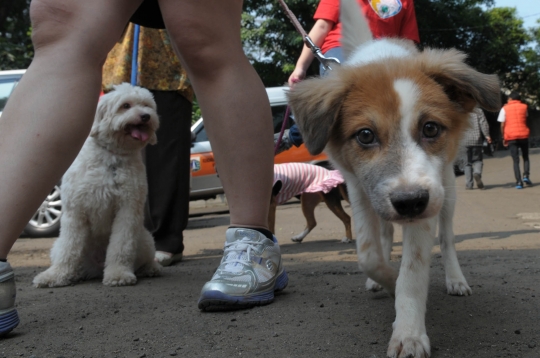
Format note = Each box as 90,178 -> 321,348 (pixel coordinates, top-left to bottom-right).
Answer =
122,103 -> 131,109
422,122 -> 440,138
356,128 -> 376,145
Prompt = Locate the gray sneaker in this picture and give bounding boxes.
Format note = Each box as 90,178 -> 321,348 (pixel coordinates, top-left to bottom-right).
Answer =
198,228 -> 288,311
0,261 -> 19,336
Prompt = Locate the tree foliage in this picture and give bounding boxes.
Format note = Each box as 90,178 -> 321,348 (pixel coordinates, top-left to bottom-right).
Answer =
0,0 -> 33,70
242,0 -> 540,107
242,0 -> 320,86
512,22 -> 540,107
415,0 -> 528,75
1,0 -> 538,106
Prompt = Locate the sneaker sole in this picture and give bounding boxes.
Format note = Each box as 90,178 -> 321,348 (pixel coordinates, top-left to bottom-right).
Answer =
198,270 -> 289,311
0,309 -> 19,337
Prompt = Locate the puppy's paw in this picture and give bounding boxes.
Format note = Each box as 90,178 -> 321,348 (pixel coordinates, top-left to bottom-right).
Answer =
291,229 -> 309,243
103,269 -> 137,286
387,333 -> 430,358
341,237 -> 353,243
446,278 -> 472,296
33,268 -> 74,288
365,277 -> 384,292
137,261 -> 162,277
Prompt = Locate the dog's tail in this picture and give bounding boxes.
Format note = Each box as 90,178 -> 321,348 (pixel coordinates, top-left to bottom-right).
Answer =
340,0 -> 373,60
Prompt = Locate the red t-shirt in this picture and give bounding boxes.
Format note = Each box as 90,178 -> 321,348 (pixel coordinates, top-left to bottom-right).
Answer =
314,0 -> 420,53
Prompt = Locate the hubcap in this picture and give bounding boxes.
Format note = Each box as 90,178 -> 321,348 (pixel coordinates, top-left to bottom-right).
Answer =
28,186 -> 62,229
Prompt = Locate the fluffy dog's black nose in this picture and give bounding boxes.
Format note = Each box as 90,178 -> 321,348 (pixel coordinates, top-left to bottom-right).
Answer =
141,114 -> 150,123
390,189 -> 429,217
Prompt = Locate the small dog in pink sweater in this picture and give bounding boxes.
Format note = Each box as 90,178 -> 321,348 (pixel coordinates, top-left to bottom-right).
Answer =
269,162 -> 352,243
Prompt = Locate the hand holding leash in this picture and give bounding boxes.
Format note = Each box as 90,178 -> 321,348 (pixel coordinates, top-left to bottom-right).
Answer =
278,0 -> 340,72
304,36 -> 340,71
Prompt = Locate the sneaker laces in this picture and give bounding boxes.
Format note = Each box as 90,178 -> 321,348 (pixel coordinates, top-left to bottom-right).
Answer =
222,237 -> 262,271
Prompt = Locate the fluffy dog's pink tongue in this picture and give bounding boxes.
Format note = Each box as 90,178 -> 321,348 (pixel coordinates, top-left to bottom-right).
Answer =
130,127 -> 149,141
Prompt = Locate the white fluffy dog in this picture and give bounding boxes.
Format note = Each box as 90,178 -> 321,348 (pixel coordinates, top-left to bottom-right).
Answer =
33,83 -> 162,287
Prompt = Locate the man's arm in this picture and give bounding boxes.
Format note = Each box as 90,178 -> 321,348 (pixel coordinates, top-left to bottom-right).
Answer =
477,109 -> 491,143
497,108 -> 506,146
288,19 -> 334,86
500,121 -> 507,147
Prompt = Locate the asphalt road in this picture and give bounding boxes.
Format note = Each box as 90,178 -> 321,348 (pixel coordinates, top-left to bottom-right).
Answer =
3,148 -> 540,358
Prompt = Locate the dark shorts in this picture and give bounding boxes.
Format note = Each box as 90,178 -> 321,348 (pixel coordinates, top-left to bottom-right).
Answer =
130,0 -> 165,29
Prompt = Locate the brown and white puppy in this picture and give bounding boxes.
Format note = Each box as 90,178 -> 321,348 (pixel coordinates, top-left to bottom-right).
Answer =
268,163 -> 351,243
287,1 -> 501,357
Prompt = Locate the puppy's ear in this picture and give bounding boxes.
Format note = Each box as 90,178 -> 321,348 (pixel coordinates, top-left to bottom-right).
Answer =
418,48 -> 501,113
287,74 -> 348,155
90,95 -> 110,137
148,132 -> 158,145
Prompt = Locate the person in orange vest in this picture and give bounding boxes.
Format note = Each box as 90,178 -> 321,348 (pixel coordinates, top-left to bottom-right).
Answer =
498,91 -> 532,189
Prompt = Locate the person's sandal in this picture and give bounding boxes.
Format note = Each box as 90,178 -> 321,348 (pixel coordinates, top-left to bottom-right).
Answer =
154,251 -> 183,267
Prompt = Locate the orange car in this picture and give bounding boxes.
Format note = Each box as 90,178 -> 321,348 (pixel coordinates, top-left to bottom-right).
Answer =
190,86 -> 329,200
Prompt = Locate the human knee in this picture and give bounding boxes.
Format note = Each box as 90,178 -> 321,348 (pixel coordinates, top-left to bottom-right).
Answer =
30,0 -> 113,65
30,0 -> 78,51
171,25 -> 244,79
179,42 -> 228,78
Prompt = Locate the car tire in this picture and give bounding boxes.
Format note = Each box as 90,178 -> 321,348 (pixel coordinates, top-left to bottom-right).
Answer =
24,184 -> 62,238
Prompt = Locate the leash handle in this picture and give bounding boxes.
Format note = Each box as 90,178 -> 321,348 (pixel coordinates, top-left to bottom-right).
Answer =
304,36 -> 341,71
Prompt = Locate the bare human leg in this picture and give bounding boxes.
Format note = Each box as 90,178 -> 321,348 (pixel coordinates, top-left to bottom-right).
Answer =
158,0 -> 285,310
0,0 -> 144,258
0,0 -> 144,335
159,0 -> 274,230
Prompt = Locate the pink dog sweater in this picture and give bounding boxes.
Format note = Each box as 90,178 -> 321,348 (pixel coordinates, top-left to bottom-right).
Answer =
273,163 -> 345,205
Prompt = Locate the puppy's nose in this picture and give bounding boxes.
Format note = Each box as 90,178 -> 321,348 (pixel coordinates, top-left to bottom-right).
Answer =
390,189 -> 429,217
140,114 -> 150,123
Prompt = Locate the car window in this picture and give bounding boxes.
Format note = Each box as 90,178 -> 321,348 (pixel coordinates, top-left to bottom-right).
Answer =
272,105 -> 294,133
0,78 -> 18,112
193,123 -> 208,143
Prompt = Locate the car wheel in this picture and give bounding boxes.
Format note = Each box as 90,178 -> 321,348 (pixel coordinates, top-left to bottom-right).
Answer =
24,184 -> 62,237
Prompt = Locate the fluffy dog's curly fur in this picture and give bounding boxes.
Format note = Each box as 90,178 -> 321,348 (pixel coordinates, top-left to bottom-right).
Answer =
34,83 -> 162,287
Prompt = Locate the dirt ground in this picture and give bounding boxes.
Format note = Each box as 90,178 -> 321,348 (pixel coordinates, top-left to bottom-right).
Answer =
2,149 -> 539,358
